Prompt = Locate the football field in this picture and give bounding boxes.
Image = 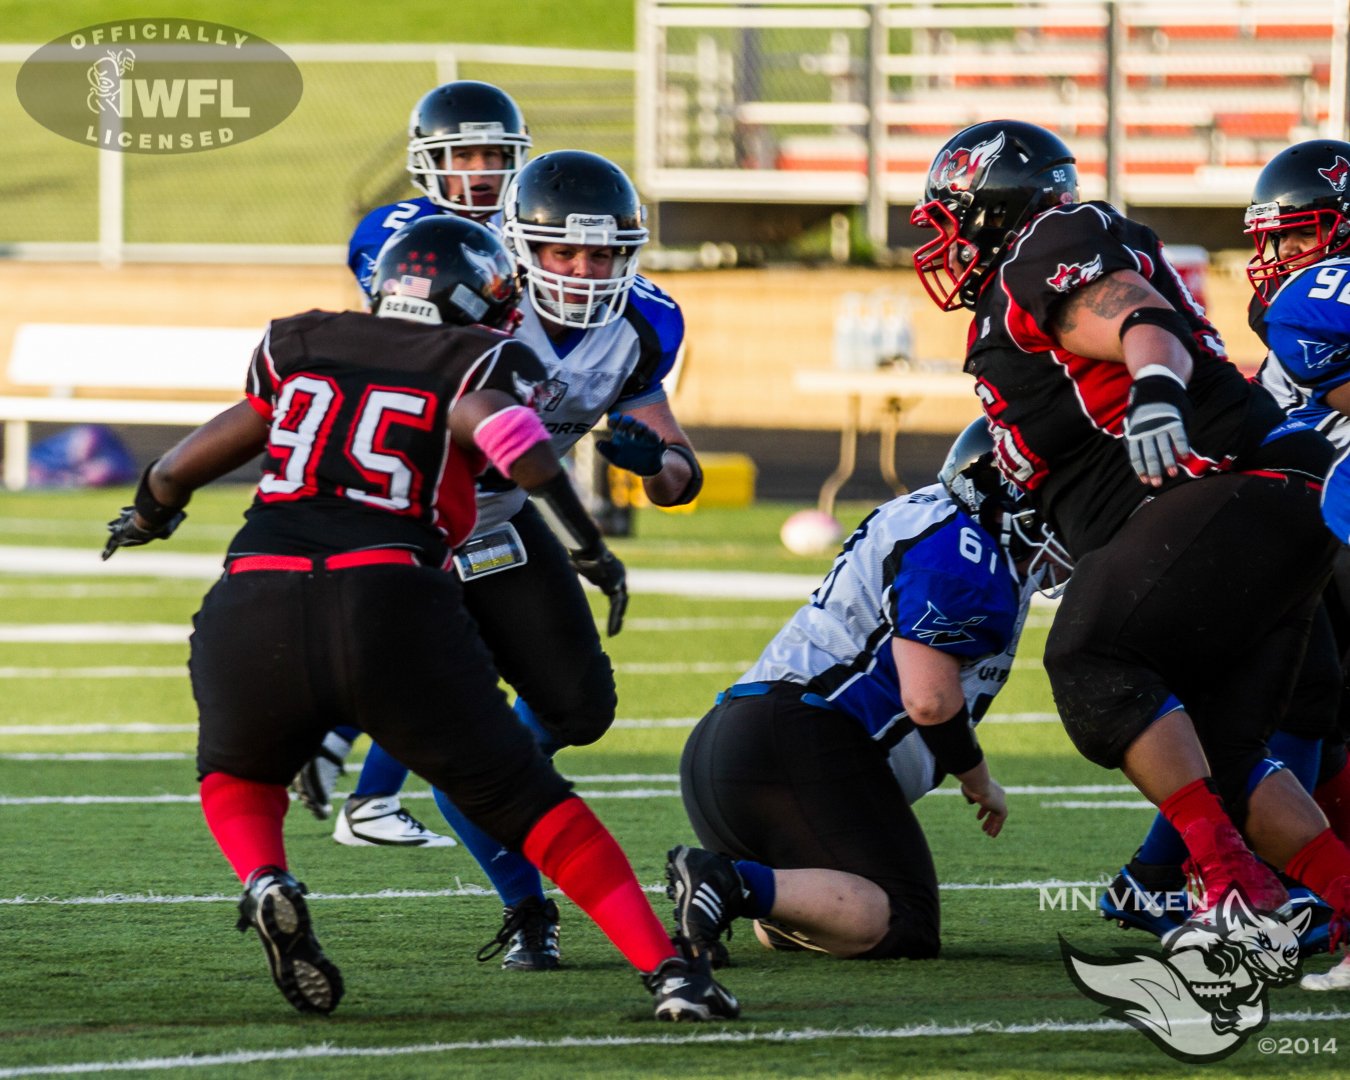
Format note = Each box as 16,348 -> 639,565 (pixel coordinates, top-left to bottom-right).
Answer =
0,488 -> 1344,1079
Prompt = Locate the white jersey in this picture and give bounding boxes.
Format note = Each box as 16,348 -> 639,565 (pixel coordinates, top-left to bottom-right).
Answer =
739,486 -> 1034,804
472,279 -> 683,533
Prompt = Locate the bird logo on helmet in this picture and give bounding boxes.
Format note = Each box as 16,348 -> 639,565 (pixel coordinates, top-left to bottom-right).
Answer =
929,131 -> 1005,195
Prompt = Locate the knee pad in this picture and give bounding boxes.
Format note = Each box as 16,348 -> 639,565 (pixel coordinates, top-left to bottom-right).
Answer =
537,653 -> 617,747
853,903 -> 941,961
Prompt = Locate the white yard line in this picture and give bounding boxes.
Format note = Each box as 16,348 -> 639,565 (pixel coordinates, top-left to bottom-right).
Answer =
0,878 -> 1159,908
0,1012 -> 1346,1077
1041,800 -> 1155,810
0,625 -> 189,643
0,724 -> 196,735
615,662 -> 754,675
0,668 -> 185,678
0,753 -> 190,761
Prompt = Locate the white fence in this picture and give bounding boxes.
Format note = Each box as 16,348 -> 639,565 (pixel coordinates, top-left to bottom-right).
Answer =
636,0 -> 1350,248
0,42 -> 636,266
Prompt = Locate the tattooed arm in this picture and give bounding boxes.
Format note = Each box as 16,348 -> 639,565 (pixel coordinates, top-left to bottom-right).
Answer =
1050,269 -> 1193,382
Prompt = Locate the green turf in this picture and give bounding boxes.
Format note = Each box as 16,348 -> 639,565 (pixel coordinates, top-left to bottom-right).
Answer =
0,494 -> 1344,1078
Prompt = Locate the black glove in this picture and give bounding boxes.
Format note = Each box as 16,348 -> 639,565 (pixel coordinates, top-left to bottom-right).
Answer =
1124,368 -> 1193,486
595,413 -> 667,477
572,544 -> 628,637
102,505 -> 186,561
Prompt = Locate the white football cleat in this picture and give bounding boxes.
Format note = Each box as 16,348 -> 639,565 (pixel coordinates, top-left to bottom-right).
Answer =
333,795 -> 457,847
1301,953 -> 1350,991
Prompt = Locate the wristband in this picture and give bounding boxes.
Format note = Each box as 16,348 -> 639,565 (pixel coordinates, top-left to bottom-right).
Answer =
133,462 -> 185,531
474,405 -> 552,476
531,470 -> 603,558
1119,307 -> 1199,360
915,703 -> 984,776
661,444 -> 703,506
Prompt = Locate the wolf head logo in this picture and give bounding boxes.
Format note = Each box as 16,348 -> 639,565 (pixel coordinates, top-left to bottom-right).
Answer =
930,131 -> 1006,195
1046,254 -> 1103,293
1319,156 -> 1350,193
1062,886 -> 1310,1062
461,244 -> 516,301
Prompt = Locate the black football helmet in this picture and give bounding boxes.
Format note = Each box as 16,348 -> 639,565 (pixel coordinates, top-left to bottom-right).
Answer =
939,420 -> 1072,597
1245,139 -> 1350,304
502,150 -> 649,329
371,214 -> 520,329
911,121 -> 1079,312
407,81 -> 531,216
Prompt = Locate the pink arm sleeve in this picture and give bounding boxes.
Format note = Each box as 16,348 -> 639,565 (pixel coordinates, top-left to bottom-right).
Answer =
473,405 -> 552,477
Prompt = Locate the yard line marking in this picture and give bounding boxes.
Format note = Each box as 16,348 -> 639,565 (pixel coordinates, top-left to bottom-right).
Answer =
613,617 -> 784,631
1011,659 -> 1043,670
0,724 -> 196,735
981,713 -> 1058,723
0,879 -> 1177,907
0,583 -> 205,598
0,752 -> 190,761
614,661 -> 755,675
0,667 -> 184,678
930,785 -> 1137,796
1041,800 -> 1155,809
0,624 -> 189,643
1,1012 -> 1347,1076
567,774 -> 680,783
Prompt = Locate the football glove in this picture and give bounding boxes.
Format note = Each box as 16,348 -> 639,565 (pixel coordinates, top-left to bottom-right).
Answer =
571,545 -> 628,637
102,505 -> 186,560
1124,368 -> 1193,486
595,413 -> 667,477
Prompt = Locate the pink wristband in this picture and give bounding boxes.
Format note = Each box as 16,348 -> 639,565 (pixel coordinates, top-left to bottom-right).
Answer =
473,405 -> 552,476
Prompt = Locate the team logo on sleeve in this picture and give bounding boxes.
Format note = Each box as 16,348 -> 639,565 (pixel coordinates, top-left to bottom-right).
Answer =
1046,254 -> 1103,293
1318,155 -> 1350,192
910,602 -> 985,647
1298,338 -> 1344,369
929,131 -> 1005,193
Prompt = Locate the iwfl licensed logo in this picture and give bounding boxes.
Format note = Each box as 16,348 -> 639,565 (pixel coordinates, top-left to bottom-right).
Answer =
16,20 -> 302,154
1060,886 -> 1310,1062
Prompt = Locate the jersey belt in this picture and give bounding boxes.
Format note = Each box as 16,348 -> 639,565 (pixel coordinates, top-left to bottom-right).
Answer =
227,549 -> 421,575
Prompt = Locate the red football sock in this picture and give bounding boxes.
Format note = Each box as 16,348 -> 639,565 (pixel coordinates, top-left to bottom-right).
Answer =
200,772 -> 289,883
523,797 -> 677,974
1160,777 -> 1284,910
1315,760 -> 1350,845
1286,829 -> 1350,910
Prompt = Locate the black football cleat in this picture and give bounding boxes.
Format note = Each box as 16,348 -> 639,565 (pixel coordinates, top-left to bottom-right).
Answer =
289,731 -> 351,821
666,845 -> 746,967
644,947 -> 740,1022
237,866 -> 344,1014
476,895 -> 562,971
1097,857 -> 1191,937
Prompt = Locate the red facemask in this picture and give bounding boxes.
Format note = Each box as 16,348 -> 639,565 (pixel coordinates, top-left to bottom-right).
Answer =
1246,208 -> 1350,305
911,200 -> 983,311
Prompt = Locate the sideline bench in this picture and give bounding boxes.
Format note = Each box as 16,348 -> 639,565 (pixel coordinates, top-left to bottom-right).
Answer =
0,324 -> 258,490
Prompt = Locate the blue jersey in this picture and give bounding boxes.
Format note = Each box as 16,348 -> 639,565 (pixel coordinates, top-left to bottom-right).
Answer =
348,198 -> 503,297
741,486 -> 1026,746
1261,257 -> 1350,540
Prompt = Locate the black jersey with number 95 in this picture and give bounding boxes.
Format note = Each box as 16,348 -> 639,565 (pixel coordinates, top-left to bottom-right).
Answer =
230,309 -> 546,566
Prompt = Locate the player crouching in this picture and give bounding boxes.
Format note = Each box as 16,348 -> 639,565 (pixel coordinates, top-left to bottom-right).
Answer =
667,423 -> 1069,962
103,215 -> 737,1022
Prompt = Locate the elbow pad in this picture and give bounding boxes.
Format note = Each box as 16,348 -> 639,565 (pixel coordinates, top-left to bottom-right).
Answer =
662,444 -> 703,506
1119,307 -> 1200,361
915,704 -> 984,776
531,470 -> 603,558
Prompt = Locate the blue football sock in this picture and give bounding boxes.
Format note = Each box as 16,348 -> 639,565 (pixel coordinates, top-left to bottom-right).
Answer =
432,789 -> 544,908
352,740 -> 410,798
734,860 -> 776,920
332,726 -> 361,744
514,696 -> 565,758
1137,813 -> 1189,868
1267,732 -> 1322,794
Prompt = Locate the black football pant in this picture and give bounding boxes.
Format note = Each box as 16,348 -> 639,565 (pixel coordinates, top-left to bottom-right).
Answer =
462,501 -> 616,747
680,682 -> 941,960
1044,473 -> 1338,826
192,562 -> 574,850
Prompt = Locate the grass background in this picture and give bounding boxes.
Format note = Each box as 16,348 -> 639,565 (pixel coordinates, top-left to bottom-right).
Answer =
0,488 -> 1344,1078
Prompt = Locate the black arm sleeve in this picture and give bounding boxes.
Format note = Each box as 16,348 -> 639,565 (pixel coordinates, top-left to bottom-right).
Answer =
530,471 -> 603,557
915,704 -> 984,776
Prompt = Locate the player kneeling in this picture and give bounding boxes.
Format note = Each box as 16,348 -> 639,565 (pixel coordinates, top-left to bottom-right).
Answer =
103,215 -> 736,1022
667,423 -> 1070,962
